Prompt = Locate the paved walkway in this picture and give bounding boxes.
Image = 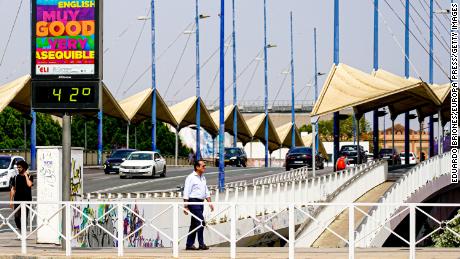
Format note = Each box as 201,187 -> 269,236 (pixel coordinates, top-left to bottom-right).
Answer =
0,247 -> 459,258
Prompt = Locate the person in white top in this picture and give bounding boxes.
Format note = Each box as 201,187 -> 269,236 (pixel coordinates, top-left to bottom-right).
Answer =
183,159 -> 214,250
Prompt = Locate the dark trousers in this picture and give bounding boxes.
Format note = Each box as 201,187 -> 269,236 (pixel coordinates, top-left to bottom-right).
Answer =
186,198 -> 205,247
13,204 -> 29,230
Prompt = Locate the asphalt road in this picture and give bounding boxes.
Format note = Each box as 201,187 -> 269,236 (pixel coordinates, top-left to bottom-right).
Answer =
0,166 -> 299,202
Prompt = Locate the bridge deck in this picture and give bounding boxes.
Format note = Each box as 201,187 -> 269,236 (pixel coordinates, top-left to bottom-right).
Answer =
0,247 -> 459,258
313,181 -> 395,248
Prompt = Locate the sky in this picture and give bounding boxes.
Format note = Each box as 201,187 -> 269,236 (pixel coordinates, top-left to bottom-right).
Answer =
0,0 -> 452,131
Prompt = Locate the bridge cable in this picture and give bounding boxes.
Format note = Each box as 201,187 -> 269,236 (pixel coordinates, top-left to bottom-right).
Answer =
204,38 -> 232,101
122,21 -> 195,96
114,7 -> 150,97
0,0 -> 23,67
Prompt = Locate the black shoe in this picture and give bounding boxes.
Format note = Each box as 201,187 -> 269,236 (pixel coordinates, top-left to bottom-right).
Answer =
199,244 -> 209,250
186,245 -> 198,250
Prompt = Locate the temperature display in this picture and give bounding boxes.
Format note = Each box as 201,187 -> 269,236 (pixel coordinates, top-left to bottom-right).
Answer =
32,81 -> 99,110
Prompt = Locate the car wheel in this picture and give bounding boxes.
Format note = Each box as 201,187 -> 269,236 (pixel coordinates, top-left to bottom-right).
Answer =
151,168 -> 156,178
243,160 -> 247,167
236,159 -> 241,167
286,166 -> 290,171
120,175 -> 126,179
160,166 -> 166,177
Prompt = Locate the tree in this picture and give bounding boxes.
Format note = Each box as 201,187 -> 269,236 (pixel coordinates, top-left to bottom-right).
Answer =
299,116 -> 370,142
0,107 -> 26,149
432,209 -> 460,247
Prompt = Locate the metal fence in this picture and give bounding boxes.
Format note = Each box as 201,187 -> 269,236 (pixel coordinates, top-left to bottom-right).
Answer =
0,201 -> 458,259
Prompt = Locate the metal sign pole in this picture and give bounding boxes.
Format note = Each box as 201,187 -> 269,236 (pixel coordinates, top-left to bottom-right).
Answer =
61,113 -> 71,249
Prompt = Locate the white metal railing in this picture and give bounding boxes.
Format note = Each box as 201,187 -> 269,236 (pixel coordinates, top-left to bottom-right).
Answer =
355,152 -> 451,248
252,166 -> 310,185
0,201 -> 458,259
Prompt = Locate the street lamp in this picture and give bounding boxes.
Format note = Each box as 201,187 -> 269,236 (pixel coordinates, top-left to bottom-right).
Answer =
434,9 -> 450,14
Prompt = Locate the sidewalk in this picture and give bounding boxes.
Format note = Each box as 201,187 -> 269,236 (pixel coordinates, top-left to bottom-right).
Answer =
0,247 -> 459,258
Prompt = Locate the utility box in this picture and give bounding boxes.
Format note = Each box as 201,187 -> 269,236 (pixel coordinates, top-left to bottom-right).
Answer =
36,146 -> 84,244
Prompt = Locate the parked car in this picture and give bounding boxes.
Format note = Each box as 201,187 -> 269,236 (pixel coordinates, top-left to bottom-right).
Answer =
378,148 -> 401,165
339,145 -> 368,164
400,152 -> 417,165
0,155 -> 24,189
285,147 -> 324,171
104,149 -> 136,174
119,151 -> 166,179
216,147 -> 247,167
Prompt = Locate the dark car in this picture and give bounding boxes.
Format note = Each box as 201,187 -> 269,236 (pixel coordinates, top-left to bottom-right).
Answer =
285,147 -> 324,171
378,148 -> 401,165
339,145 -> 368,164
216,147 -> 247,167
104,149 -> 136,174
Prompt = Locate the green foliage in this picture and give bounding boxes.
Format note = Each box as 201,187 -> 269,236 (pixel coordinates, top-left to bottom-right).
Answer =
0,107 -> 26,149
432,209 -> 460,247
299,116 -> 370,142
36,113 -> 62,146
0,108 -> 189,156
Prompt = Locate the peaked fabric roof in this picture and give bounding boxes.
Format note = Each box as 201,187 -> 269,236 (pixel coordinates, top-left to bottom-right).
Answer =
301,133 -> 328,159
311,64 -> 441,119
210,105 -> 253,145
0,75 -> 128,120
417,83 -> 451,125
169,96 -> 218,136
119,88 -> 177,126
0,75 -> 31,113
275,122 -> 304,147
373,69 -> 441,120
246,114 -> 281,152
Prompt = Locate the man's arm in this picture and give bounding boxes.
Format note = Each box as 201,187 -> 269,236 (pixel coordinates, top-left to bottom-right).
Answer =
25,171 -> 33,187
183,176 -> 191,214
9,186 -> 15,209
205,184 -> 214,212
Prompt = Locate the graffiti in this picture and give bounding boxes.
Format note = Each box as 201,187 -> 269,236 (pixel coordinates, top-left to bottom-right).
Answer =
70,158 -> 83,200
71,203 -> 166,248
39,151 -> 56,187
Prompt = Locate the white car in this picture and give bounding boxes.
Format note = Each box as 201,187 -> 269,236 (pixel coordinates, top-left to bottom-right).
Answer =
119,151 -> 166,179
400,152 -> 417,165
0,155 -> 25,189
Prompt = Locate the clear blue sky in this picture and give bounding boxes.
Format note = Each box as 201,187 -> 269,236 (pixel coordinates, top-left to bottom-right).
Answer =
0,0 -> 451,130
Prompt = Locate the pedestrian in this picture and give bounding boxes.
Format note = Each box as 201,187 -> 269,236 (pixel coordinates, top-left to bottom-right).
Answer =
9,160 -> 33,230
336,155 -> 347,171
183,159 -> 214,250
188,150 -> 195,165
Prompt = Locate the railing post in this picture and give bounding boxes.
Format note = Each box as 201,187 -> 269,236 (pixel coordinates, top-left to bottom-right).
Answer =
117,203 -> 124,256
289,203 -> 295,259
230,203 -> 237,259
65,203 -> 71,256
21,202 -> 27,255
348,204 -> 354,259
173,203 -> 179,258
409,204 -> 416,259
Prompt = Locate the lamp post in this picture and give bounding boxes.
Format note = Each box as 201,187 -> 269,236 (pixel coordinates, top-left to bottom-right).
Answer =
333,0 -> 340,171
290,12 -> 295,148
218,0 -> 225,191
232,0 -> 238,148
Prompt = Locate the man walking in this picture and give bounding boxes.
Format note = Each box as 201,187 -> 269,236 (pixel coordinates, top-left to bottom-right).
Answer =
183,159 -> 214,250
9,160 -> 33,229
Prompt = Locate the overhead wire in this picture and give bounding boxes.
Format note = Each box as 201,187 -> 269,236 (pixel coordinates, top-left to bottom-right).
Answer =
114,8 -> 150,97
203,38 -> 232,101
163,24 -> 195,99
239,55 -> 262,103
398,0 -> 449,70
0,0 -> 23,67
271,64 -> 291,106
408,0 -> 450,53
434,0 -> 451,23
417,0 -> 450,36
182,34 -> 232,88
122,21 -> 195,96
380,0 -> 450,80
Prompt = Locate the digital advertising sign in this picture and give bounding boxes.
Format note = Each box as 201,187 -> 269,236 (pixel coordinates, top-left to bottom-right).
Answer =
31,0 -> 102,80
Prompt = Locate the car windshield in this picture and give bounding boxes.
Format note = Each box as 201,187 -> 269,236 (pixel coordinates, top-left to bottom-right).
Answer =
111,150 -> 134,159
379,149 -> 393,154
0,157 -> 11,169
289,147 -> 312,154
341,146 -> 357,151
128,153 -> 153,160
400,153 -> 414,157
225,148 -> 240,155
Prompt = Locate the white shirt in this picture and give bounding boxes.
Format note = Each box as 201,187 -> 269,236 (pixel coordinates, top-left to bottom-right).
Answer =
183,171 -> 210,200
